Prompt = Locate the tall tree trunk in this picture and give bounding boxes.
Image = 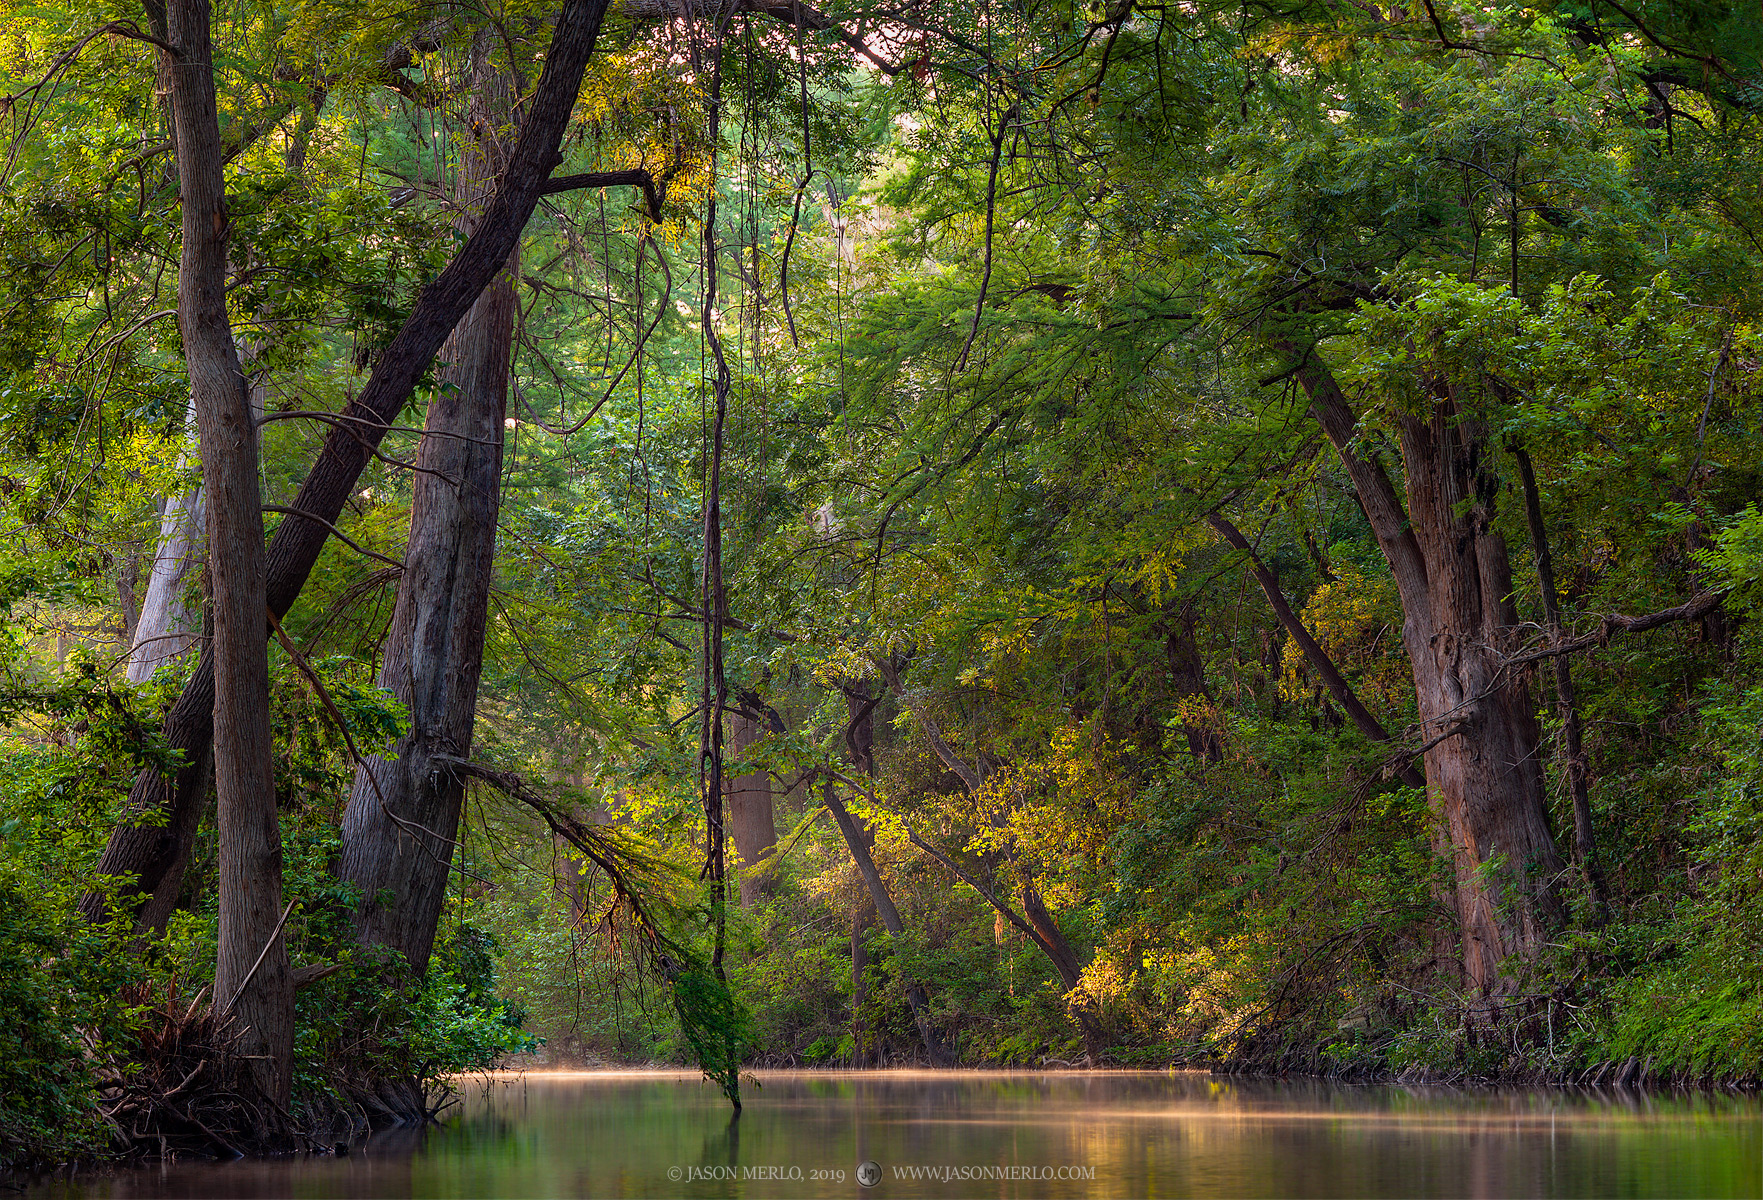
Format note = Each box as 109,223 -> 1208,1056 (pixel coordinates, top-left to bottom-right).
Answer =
1293,346 -> 1564,1000
725,710 -> 776,906
165,0 -> 290,1109
80,0 -> 613,931
337,42 -> 514,978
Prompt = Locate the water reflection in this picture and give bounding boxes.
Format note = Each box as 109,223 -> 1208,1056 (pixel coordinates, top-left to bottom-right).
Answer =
31,1070 -> 1763,1198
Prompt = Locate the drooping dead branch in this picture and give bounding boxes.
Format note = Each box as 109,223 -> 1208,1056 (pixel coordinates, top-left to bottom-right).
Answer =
433,755 -> 679,967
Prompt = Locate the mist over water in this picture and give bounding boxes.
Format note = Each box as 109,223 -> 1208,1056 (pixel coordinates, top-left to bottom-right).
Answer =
33,1070 -> 1763,1198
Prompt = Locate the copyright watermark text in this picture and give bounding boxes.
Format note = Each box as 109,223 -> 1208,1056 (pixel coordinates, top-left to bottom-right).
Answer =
890,1164 -> 1096,1182
666,1165 -> 847,1183
663,1160 -> 1096,1186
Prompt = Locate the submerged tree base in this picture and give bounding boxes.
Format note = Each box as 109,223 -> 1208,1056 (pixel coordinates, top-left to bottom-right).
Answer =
95,980 -> 456,1164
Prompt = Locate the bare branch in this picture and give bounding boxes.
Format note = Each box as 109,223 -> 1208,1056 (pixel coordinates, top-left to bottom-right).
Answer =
262,506 -> 403,569
1502,591 -> 1727,669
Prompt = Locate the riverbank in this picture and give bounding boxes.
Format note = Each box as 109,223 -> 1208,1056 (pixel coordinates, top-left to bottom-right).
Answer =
489,1052 -> 1763,1095
1209,1054 -> 1763,1094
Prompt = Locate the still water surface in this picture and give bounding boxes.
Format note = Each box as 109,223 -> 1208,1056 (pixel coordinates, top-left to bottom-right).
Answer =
34,1070 -> 1763,1198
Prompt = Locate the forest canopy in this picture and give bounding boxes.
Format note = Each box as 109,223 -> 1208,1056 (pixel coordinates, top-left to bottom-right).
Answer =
0,0 -> 1760,1169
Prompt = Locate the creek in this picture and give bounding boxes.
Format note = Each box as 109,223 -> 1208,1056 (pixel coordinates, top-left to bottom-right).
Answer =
31,1070 -> 1763,1198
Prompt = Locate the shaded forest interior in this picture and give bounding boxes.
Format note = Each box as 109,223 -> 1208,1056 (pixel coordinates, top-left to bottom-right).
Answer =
2,0 -> 1762,1171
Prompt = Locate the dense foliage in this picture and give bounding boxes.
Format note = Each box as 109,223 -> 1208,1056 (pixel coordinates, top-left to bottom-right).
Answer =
1,0 -> 1760,1169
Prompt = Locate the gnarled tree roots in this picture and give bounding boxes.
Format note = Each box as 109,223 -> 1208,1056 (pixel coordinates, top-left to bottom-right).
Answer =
98,985 -> 446,1160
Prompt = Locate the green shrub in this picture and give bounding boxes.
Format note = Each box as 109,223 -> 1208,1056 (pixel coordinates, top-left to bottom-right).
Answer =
0,862 -> 119,1172
293,923 -> 536,1102
1596,679 -> 1763,1078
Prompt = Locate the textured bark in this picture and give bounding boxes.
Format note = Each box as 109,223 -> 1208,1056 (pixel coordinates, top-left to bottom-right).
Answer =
725,710 -> 776,906
82,0 -> 613,930
1205,512 -> 1428,790
1293,346 -> 1564,998
1019,883 -> 1082,991
337,44 -> 515,976
165,0 -> 289,1108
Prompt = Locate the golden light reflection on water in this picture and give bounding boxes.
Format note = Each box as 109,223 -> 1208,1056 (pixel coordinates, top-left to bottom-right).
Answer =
30,1070 -> 1763,1199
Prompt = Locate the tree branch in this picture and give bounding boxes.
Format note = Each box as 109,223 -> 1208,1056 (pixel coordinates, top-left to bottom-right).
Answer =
541,168 -> 663,222
261,506 -> 403,569
433,754 -> 676,961
872,653 -> 984,791
1277,341 -> 1431,613
1501,591 -> 1726,669
615,0 -> 906,74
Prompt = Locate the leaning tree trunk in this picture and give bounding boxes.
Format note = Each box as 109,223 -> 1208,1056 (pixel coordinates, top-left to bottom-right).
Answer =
79,0 -> 614,932
725,710 -> 776,907
821,781 -> 950,1064
826,682 -> 950,1063
1205,512 -> 1428,790
872,657 -> 1092,997
165,0 -> 290,1110
338,43 -> 514,977
1295,348 -> 1564,1001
